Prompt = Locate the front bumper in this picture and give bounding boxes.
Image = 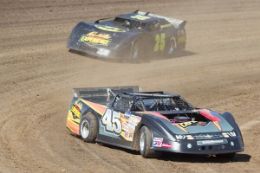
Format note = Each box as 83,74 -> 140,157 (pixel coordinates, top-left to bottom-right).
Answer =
69,40 -> 130,59
152,137 -> 244,155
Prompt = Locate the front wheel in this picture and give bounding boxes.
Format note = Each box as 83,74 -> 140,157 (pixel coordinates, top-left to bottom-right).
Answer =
139,126 -> 154,158
80,112 -> 98,142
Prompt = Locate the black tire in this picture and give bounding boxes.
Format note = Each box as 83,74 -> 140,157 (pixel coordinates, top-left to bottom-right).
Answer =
217,153 -> 236,159
139,126 -> 154,158
130,41 -> 140,60
176,29 -> 186,50
167,37 -> 177,56
79,112 -> 98,142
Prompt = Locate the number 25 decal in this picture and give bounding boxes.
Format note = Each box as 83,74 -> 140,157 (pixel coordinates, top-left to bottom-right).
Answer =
101,109 -> 122,134
154,33 -> 166,52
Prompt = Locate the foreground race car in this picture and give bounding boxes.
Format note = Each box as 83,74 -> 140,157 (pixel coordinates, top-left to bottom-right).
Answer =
68,11 -> 186,60
66,86 -> 244,158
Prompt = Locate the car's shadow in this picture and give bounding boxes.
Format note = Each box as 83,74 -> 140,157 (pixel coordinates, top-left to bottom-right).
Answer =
69,49 -> 196,64
156,152 -> 251,163
98,143 -> 251,163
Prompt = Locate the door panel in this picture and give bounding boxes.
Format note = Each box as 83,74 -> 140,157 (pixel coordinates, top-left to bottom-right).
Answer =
97,108 -> 141,148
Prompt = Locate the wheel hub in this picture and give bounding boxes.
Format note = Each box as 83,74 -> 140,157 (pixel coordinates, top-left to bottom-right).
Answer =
81,120 -> 90,139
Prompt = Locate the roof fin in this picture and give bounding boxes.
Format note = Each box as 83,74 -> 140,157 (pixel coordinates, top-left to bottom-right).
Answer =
134,9 -> 139,13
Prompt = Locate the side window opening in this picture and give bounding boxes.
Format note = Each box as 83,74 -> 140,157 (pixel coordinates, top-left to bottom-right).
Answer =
112,96 -> 132,112
131,100 -> 145,112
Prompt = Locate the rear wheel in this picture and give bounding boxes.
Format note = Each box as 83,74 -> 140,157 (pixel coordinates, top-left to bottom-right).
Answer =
139,126 -> 154,158
80,112 -> 98,142
176,29 -> 186,50
167,37 -> 177,56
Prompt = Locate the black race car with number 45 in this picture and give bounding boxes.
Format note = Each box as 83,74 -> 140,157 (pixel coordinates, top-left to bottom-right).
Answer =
68,11 -> 186,60
66,86 -> 244,158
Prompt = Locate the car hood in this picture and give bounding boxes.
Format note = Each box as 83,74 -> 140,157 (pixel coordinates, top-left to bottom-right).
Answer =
145,109 -> 234,135
71,22 -> 140,49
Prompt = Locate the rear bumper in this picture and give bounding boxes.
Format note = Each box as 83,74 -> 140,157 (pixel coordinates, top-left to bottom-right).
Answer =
152,137 -> 244,155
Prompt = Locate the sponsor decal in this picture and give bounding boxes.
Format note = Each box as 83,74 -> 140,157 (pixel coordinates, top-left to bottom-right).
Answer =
70,101 -> 83,119
193,134 -> 222,140
176,134 -> 194,140
66,100 -> 83,135
79,32 -> 111,46
197,139 -> 228,146
178,121 -> 198,128
120,115 -> 141,141
153,137 -> 163,147
94,25 -> 126,32
222,131 -> 236,138
161,143 -> 172,148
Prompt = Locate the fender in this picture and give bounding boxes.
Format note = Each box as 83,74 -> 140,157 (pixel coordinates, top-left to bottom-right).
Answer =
66,97 -> 102,135
222,112 -> 244,148
67,22 -> 95,50
131,114 -> 174,150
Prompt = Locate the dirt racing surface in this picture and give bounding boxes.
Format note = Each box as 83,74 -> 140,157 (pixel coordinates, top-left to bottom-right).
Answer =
0,0 -> 260,172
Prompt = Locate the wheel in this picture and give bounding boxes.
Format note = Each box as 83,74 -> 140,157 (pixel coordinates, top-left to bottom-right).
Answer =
167,37 -> 177,56
217,153 -> 236,159
176,29 -> 186,50
79,112 -> 98,142
139,126 -> 154,158
130,41 -> 140,60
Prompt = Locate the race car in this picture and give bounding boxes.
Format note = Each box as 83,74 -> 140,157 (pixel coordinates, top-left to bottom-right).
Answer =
66,86 -> 244,158
68,10 -> 186,60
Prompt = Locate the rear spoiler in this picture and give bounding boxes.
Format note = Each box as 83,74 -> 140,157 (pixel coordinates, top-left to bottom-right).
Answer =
73,86 -> 140,98
135,11 -> 186,29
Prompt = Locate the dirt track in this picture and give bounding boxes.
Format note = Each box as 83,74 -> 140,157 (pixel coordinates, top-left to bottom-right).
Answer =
0,0 -> 260,172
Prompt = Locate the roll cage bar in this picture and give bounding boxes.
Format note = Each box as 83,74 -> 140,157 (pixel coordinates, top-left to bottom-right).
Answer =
110,92 -> 193,112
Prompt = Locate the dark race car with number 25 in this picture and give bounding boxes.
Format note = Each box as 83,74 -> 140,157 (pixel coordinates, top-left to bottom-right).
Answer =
68,11 -> 186,60
66,86 -> 244,158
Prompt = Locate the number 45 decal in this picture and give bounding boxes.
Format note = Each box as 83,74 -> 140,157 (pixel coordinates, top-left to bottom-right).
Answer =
154,33 -> 166,52
101,109 -> 122,134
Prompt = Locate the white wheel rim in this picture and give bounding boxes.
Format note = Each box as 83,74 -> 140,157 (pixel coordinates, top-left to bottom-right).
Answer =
168,38 -> 177,54
81,120 -> 90,139
132,44 -> 138,59
140,132 -> 145,152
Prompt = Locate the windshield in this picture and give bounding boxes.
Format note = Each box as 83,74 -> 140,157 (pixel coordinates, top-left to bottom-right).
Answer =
114,17 -> 143,29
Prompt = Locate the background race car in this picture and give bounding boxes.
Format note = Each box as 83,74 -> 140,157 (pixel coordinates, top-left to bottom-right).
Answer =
66,86 -> 244,158
68,11 -> 186,60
